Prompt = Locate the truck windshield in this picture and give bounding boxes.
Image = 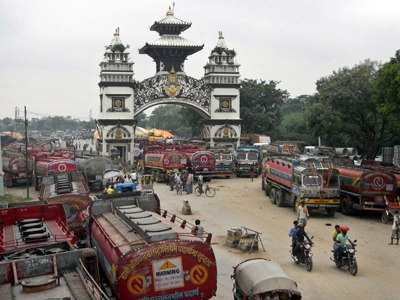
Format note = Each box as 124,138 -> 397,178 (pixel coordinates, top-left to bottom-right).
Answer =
248,153 -> 258,160
324,175 -> 339,187
236,153 -> 247,160
303,175 -> 321,186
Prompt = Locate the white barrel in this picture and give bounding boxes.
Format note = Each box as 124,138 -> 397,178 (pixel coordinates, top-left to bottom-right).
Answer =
335,148 -> 349,156
347,148 -> 358,156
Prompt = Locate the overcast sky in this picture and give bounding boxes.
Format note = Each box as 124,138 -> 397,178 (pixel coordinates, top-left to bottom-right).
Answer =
1,0 -> 400,121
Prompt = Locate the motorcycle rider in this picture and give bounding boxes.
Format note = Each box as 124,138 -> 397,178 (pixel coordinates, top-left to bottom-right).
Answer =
292,223 -> 313,262
330,225 -> 341,261
289,220 -> 299,257
334,226 -> 356,261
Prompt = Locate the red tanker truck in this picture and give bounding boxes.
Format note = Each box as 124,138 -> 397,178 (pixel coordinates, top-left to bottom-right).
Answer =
335,164 -> 398,215
184,149 -> 216,180
2,153 -> 33,187
34,157 -> 78,190
89,201 -> 217,300
263,155 -> 341,216
144,151 -> 187,182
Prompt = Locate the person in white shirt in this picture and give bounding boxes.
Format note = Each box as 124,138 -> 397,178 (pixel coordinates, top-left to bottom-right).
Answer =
191,219 -> 204,240
130,172 -> 137,183
297,200 -> 309,227
389,209 -> 399,245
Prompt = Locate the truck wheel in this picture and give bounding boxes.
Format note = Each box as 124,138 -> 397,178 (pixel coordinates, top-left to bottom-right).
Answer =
270,188 -> 277,204
341,197 -> 354,215
327,208 -> 336,217
5,179 -> 12,188
265,187 -> 269,197
261,179 -> 265,190
276,190 -> 285,207
154,172 -> 160,183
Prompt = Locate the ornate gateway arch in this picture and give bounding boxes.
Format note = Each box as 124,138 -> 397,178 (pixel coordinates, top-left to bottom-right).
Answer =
96,8 -> 242,163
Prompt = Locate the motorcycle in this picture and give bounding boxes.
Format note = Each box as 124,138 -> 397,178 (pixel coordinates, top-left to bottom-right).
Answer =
331,239 -> 358,276
290,236 -> 314,271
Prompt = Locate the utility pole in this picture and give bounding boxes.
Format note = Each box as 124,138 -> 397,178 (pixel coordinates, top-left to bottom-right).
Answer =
24,106 -> 30,199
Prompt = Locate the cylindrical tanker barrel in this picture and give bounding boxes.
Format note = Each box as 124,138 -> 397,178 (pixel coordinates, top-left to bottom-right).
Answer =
2,156 -> 33,174
335,148 -> 349,156
75,156 -> 113,177
347,148 -> 358,156
190,151 -> 216,169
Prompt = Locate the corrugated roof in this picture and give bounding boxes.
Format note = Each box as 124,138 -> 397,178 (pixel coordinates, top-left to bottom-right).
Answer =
156,15 -> 191,26
147,35 -> 203,47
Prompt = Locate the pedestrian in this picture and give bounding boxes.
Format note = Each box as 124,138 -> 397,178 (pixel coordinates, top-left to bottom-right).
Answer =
297,200 -> 309,227
197,174 -> 204,193
191,219 -> 204,239
289,220 -> 299,258
250,165 -> 255,181
166,170 -> 170,186
188,172 -> 194,193
389,209 -> 399,245
330,224 -> 341,261
169,173 -> 175,191
130,171 -> 137,184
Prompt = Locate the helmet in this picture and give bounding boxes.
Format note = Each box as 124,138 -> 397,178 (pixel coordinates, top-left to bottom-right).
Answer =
298,223 -> 304,228
341,226 -> 348,233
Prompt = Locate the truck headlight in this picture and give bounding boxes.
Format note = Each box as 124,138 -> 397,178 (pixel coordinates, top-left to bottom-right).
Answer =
304,198 -> 310,202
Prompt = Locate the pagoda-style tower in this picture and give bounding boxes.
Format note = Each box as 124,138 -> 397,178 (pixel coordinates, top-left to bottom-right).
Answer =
203,32 -> 242,148
96,29 -> 136,164
139,7 -> 204,74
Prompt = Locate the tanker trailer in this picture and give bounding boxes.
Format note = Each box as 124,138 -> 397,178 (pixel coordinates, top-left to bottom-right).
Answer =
263,155 -> 341,216
186,150 -> 216,181
335,164 -> 397,215
75,155 -> 112,190
34,157 -> 77,190
90,202 -> 217,300
144,151 -> 187,182
2,154 -> 34,187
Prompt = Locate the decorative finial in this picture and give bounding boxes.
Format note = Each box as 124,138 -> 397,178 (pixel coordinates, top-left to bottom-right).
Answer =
167,6 -> 173,16
170,66 -> 176,74
114,28 -> 119,36
219,31 -> 224,39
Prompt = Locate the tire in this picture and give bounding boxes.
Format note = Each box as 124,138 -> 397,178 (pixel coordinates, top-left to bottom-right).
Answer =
270,188 -> 277,204
154,172 -> 160,183
305,256 -> 313,272
335,259 -> 342,268
206,187 -> 216,197
341,197 -> 353,215
327,208 -> 336,217
226,176 -> 231,179
276,190 -> 285,207
350,260 -> 358,276
265,187 -> 269,197
195,186 -> 202,197
382,211 -> 389,224
236,172 -> 241,177
262,179 -> 265,190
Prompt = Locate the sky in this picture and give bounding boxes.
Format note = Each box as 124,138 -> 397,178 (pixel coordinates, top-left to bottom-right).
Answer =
1,0 -> 400,121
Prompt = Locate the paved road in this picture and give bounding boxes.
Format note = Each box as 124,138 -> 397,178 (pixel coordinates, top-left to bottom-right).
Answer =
4,176 -> 400,299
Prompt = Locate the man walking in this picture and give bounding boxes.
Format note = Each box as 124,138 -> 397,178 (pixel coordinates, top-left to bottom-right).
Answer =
297,200 -> 309,227
250,165 -> 255,181
389,209 -> 399,245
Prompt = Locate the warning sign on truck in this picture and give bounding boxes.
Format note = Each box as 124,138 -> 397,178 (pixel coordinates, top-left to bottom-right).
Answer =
152,257 -> 184,291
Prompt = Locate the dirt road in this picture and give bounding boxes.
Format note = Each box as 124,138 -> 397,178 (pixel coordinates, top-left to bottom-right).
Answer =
4,176 -> 400,299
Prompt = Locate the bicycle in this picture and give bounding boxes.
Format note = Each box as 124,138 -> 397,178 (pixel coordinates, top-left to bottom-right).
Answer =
195,183 -> 216,197
176,182 -> 184,195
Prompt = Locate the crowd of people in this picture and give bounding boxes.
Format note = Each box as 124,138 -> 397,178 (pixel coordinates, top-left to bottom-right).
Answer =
166,170 -> 197,194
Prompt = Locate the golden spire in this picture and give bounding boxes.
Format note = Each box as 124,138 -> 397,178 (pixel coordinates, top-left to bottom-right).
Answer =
167,6 -> 173,16
170,66 -> 176,74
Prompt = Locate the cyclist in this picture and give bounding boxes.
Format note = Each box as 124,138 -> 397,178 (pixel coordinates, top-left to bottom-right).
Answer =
197,174 -> 204,193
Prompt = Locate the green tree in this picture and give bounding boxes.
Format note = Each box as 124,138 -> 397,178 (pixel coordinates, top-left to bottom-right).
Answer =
240,79 -> 288,140
177,107 -> 203,138
304,59 -> 398,159
148,105 -> 182,135
136,112 -> 149,128
374,49 -> 400,129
